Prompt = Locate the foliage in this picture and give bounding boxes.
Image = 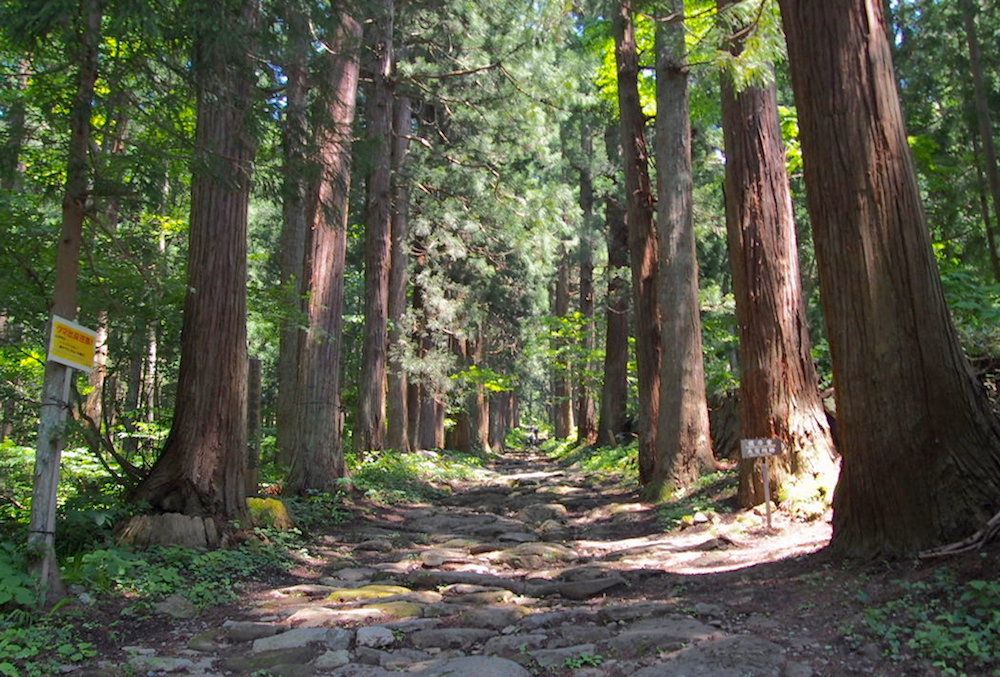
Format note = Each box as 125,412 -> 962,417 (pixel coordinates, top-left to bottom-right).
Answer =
550,439 -> 638,486
860,570 -> 999,675
62,540 -> 293,610
282,491 -> 349,533
658,471 -> 737,529
0,609 -> 96,677
344,449 -> 489,503
563,652 -> 604,669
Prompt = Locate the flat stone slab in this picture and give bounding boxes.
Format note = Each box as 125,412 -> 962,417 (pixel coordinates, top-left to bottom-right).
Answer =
223,620 -> 285,642
252,627 -> 352,653
529,643 -> 597,668
482,633 -> 549,657
606,617 -> 720,655
416,656 -> 532,677
632,635 -> 788,677
410,627 -> 494,650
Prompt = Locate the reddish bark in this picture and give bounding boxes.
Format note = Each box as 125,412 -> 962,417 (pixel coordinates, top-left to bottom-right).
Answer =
131,0 -> 260,519
779,0 -> 1000,555
613,0 -> 660,483
287,7 -> 362,493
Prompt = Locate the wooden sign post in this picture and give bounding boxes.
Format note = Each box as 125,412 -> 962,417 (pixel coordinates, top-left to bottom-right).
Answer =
740,438 -> 783,530
29,316 -> 97,601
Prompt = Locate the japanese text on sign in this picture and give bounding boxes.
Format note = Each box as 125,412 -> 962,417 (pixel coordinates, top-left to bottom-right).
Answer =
47,315 -> 97,372
740,438 -> 782,459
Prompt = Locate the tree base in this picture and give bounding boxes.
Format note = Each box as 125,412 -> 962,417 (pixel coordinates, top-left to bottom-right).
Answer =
118,513 -> 221,549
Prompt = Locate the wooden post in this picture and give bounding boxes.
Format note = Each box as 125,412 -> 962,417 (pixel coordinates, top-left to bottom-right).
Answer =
763,454 -> 772,530
29,363 -> 74,602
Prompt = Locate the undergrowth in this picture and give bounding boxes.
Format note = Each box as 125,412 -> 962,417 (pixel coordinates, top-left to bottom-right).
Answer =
343,449 -> 491,503
658,471 -> 737,529
545,438 -> 638,485
858,568 -> 999,676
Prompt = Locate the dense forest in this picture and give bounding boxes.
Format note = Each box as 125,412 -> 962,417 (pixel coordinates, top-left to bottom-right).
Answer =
1,0 -> 999,675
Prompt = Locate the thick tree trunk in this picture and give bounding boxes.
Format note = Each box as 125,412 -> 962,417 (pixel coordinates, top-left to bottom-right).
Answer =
358,0 -> 395,452
29,0 -> 101,595
386,94 -> 412,453
779,0 -> 1000,556
446,337 -> 490,454
287,7 -> 361,494
651,4 -> 714,494
576,125 -> 598,445
597,127 -> 630,448
719,0 -> 837,508
613,0 -> 660,484
553,247 -> 574,439
963,0 -> 1000,283
275,4 -> 311,468
131,0 -> 259,520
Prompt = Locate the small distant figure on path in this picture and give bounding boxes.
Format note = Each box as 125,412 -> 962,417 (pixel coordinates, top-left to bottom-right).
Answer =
528,426 -> 540,447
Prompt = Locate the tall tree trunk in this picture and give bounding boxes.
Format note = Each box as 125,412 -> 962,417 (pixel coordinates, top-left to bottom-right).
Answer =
434,398 -> 446,449
970,133 -> 1000,282
386,94 -> 412,452
287,6 -> 361,493
246,357 -> 262,496
0,61 -> 28,189
719,0 -> 837,508
29,0 -> 101,595
779,0 -> 1000,556
275,4 -> 311,468
613,0 -> 660,484
358,0 -> 395,452
576,125 -> 598,445
651,2 -> 714,494
553,246 -> 574,439
963,0 -> 1000,283
597,128 -> 630,447
85,111 -> 129,429
130,0 -> 259,520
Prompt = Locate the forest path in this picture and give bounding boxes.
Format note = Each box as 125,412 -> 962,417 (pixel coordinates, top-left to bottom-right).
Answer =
110,448 -> 883,677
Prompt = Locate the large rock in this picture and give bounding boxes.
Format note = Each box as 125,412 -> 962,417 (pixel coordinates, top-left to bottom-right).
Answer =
287,607 -> 384,627
410,627 -> 493,650
356,626 -> 395,649
516,503 -> 568,524
632,635 -> 788,677
529,643 -> 597,668
606,617 -> 719,655
417,656 -> 532,677
482,633 -> 548,658
153,594 -> 197,620
222,647 -> 318,673
491,542 -> 577,568
252,627 -> 352,653
223,620 -> 284,642
118,513 -> 219,549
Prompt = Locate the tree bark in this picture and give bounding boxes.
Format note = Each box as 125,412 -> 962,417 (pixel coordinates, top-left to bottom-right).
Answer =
963,0 -> 1000,283
651,2 -> 714,494
553,246 -> 574,439
779,0 -> 1000,556
576,125 -> 598,445
597,126 -> 630,448
970,134 -> 1000,283
275,3 -> 311,468
286,7 -> 362,494
246,357 -> 262,496
131,0 -> 259,520
386,93 -> 412,452
29,0 -> 101,596
613,0 -> 660,484
358,0 -> 395,452
718,0 -> 837,508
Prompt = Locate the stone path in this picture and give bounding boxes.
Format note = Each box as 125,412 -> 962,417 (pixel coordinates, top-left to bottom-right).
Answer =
100,448 -> 849,676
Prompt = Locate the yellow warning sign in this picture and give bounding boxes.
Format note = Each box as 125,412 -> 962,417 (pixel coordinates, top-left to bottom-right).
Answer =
48,315 -> 97,372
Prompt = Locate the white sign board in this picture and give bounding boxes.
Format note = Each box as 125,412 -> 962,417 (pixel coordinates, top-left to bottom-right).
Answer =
741,438 -> 782,459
